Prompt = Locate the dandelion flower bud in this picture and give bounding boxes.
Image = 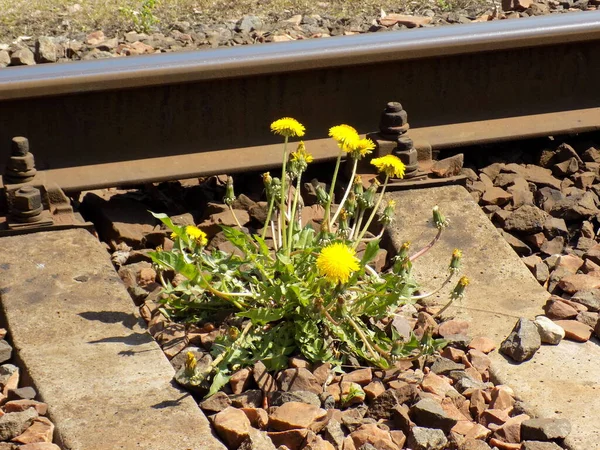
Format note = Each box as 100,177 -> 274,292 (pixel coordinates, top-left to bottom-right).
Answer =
224,176 -> 235,206
288,141 -> 313,176
379,199 -> 396,226
449,249 -> 462,272
262,172 -> 272,187
345,191 -> 357,216
432,205 -> 449,229
397,241 -> 410,259
451,276 -> 469,300
315,184 -> 330,206
353,175 -> 364,196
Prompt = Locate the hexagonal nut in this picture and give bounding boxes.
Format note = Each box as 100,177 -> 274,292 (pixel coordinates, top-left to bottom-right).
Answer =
7,153 -> 35,172
13,187 -> 42,211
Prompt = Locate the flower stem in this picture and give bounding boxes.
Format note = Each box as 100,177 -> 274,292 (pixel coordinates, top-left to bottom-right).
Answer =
323,149 -> 343,232
228,205 -> 243,229
350,208 -> 364,240
353,174 -> 389,248
261,194 -> 276,241
286,174 -> 303,257
331,157 -> 358,225
346,316 -> 388,363
409,227 -> 443,262
280,136 -> 289,249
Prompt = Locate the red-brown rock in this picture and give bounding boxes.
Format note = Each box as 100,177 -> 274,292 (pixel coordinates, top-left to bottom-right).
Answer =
213,407 -> 251,448
553,320 -> 593,342
269,402 -> 329,432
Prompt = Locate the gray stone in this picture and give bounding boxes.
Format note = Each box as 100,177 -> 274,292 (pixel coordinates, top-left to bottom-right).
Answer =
35,36 -> 58,63
534,315 -> 565,345
502,163 -> 562,189
504,205 -> 548,233
0,50 -> 10,67
411,398 -> 457,431
0,340 -> 12,363
540,236 -> 565,256
543,217 -> 568,238
536,187 -> 565,213
10,47 -> 36,66
269,390 -> 321,407
521,441 -> 563,450
448,370 -> 492,392
230,389 -> 263,408
500,230 -> 532,256
571,290 -> 600,311
0,408 -> 38,440
199,391 -> 232,413
239,428 -> 277,450
238,15 -> 264,32
6,386 -> 36,401
322,419 -> 345,449
0,364 -> 18,387
277,368 -> 321,394
500,318 -> 541,362
0,229 -> 225,450
429,356 -> 465,374
576,311 -> 598,328
430,154 -> 464,178
366,387 -> 417,420
550,191 -> 599,220
521,418 -> 572,440
408,426 -> 448,450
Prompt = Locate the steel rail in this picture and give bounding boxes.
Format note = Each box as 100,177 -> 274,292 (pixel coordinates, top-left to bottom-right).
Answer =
0,11 -> 599,100
1,12 -> 600,191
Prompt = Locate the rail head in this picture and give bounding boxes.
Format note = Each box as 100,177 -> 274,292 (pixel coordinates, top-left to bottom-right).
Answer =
0,11 -> 599,101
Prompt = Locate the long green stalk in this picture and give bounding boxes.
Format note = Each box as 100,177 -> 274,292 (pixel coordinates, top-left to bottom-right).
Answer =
322,149 -> 343,232
286,174 -> 303,257
331,157 -> 358,226
353,174 -> 390,247
280,136 -> 289,249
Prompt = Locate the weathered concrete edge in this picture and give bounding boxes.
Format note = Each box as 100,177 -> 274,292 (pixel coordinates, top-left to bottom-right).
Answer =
0,229 -> 227,450
384,185 -> 599,450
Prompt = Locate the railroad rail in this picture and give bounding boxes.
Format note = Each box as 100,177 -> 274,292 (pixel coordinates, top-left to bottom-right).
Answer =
0,11 -> 600,231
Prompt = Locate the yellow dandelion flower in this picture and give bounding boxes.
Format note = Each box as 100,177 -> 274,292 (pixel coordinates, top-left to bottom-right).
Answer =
370,154 -> 406,178
329,124 -> 359,151
352,138 -> 376,157
170,232 -> 177,240
459,275 -> 469,286
316,242 -> 360,284
452,249 -> 462,259
185,225 -> 208,246
185,351 -> 197,372
270,117 -> 305,138
290,141 -> 314,164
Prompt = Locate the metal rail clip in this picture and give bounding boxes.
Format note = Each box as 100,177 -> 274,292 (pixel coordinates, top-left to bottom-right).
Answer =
0,137 -> 93,236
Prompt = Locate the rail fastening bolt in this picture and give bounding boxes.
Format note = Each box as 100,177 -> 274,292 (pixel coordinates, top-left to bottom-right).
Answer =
13,185 -> 43,213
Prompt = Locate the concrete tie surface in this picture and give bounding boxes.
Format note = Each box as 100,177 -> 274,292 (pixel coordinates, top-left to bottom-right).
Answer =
0,229 -> 226,450
386,185 -> 600,450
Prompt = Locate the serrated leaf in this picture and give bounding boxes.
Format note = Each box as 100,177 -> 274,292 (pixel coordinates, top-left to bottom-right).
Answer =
360,239 -> 381,265
206,370 -> 231,398
237,307 -> 285,325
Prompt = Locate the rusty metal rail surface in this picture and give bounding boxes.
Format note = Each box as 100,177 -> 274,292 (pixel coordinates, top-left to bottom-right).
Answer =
0,11 -> 600,192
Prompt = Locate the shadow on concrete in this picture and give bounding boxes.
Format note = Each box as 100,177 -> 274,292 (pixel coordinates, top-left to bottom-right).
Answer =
151,387 -> 191,410
87,331 -> 154,346
78,310 -> 140,330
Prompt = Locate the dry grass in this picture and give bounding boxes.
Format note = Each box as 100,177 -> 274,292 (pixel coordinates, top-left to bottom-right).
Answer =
0,0 -> 490,41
